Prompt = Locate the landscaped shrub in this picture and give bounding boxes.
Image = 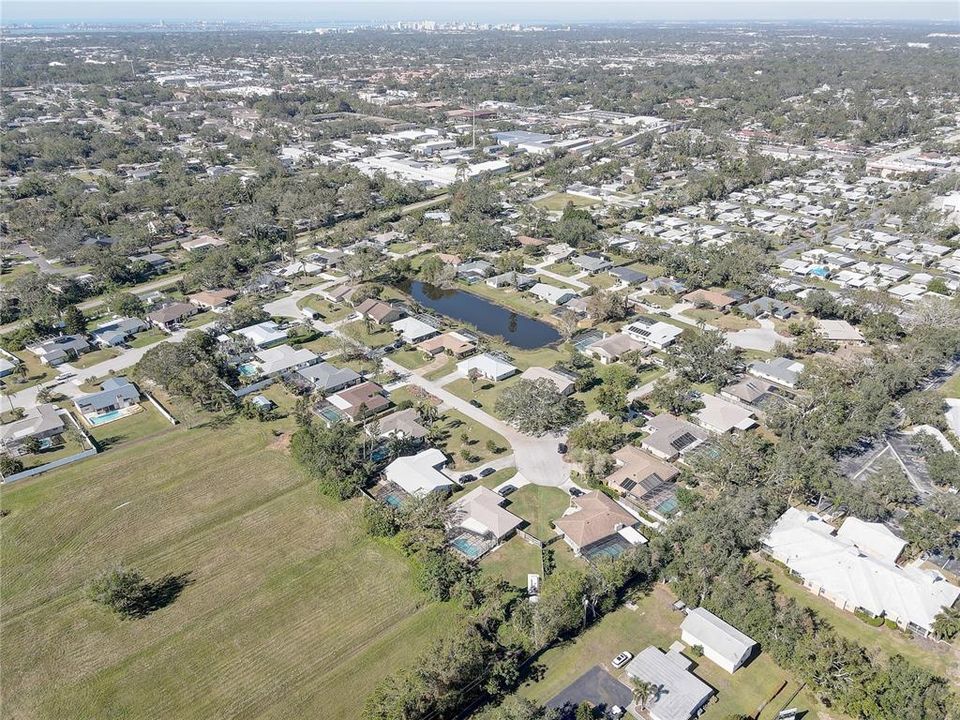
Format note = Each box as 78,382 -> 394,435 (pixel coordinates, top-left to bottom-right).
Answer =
854,609 -> 885,627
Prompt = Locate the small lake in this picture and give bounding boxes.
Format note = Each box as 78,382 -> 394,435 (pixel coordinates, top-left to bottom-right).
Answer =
397,279 -> 561,349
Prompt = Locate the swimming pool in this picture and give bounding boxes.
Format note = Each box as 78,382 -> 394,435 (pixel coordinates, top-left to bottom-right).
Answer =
238,363 -> 258,377
451,536 -> 485,559
88,410 -> 122,426
383,494 -> 402,508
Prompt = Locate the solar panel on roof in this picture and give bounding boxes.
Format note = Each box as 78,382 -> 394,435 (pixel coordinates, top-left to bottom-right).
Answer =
670,432 -> 697,451
620,478 -> 637,491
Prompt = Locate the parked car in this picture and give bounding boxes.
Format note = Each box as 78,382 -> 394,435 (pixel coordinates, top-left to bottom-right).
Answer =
568,487 -> 584,497
497,484 -> 517,497
557,442 -> 567,454
469,399 -> 482,408
459,473 -> 476,483
611,651 -> 633,669
479,467 -> 495,478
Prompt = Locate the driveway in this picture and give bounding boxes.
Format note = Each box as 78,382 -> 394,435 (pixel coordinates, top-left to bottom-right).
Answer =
545,665 -> 632,714
382,357 -> 574,486
261,276 -> 344,320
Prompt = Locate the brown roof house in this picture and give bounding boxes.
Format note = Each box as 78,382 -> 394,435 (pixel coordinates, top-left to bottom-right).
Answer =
327,381 -> 390,421
188,288 -> 238,309
417,331 -> 477,358
354,298 -> 404,325
554,491 -> 644,558
606,446 -> 682,521
147,302 -> 198,330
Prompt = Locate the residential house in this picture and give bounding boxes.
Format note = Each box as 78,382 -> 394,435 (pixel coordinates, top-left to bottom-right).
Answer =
384,448 -> 454,497
607,266 -> 647,286
188,288 -> 238,310
624,647 -> 713,720
486,271 -> 536,289
91,317 -> 148,347
693,394 -> 757,434
680,608 -> 757,674
457,353 -> 519,382
456,260 -> 495,281
28,335 -> 91,366
376,408 -> 429,441
73,377 -> 140,420
529,282 -> 577,306
572,254 -> 613,274
605,445 -> 681,520
147,302 -> 198,330
328,381 -> 390,420
253,345 -> 319,377
721,377 -> 776,406
355,298 -> 404,325
682,288 -> 736,311
180,234 -> 228,252
296,362 -> 361,394
519,366 -> 575,395
417,331 -> 477,358
641,414 -> 709,461
0,403 -> 65,454
622,317 -> 683,350
749,357 -> 805,388
816,319 -> 866,344
234,321 -> 288,349
449,486 -> 523,543
391,317 -> 439,344
585,333 -> 647,365
554,491 -> 644,558
762,508 -> 960,637
738,296 -> 796,320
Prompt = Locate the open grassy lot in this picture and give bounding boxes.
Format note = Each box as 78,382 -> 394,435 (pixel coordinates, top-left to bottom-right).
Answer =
533,192 -> 597,212
756,556 -> 958,681
17,432 -> 89,471
422,355 -> 455,381
457,281 -> 553,322
503,485 -> 569,541
296,295 -> 356,324
390,347 -> 431,371
516,584 -> 825,720
544,262 -> 579,277
445,376 -> 517,417
340,320 -> 397,348
481,534 -> 544,588
941,368 -> 960,399
0,417 -> 454,720
127,327 -> 168,349
682,307 -> 759,331
435,408 -> 510,469
183,310 -> 217,329
70,347 -> 122,369
583,273 -> 618,291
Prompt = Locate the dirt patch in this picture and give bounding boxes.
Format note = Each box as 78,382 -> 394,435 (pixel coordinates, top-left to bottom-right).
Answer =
269,432 -> 292,452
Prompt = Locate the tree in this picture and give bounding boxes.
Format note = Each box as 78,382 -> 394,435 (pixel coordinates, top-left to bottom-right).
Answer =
931,605 -> 960,641
62,304 -> 86,335
567,420 -> 625,454
108,292 -> 146,318
631,678 -> 658,710
556,309 -> 580,341
666,326 -> 741,386
650,376 -> 702,416
0,456 -> 24,476
87,565 -> 149,618
495,378 -> 585,435
290,420 -> 372,499
586,290 -> 629,322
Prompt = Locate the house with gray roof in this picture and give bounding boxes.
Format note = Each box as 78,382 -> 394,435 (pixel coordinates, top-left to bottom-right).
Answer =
296,362 -> 361,394
625,646 -> 714,720
680,607 -> 757,673
91,317 -> 149,347
572,254 -> 613,274
608,266 -> 648,285
28,335 -> 91,366
749,357 -> 805,389
738,296 -> 796,320
74,377 -> 141,419
0,403 -> 65,454
641,414 -> 709,461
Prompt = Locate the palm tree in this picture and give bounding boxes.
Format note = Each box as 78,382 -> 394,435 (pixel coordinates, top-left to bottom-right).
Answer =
932,605 -> 960,641
631,678 -> 658,711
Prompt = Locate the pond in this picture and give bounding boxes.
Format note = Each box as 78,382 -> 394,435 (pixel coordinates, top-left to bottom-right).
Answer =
397,279 -> 561,349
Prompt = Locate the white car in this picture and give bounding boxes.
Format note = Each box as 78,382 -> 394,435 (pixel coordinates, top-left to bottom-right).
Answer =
611,651 -> 633,669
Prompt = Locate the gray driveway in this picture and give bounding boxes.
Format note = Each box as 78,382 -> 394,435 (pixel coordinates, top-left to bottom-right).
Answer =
545,665 -> 632,714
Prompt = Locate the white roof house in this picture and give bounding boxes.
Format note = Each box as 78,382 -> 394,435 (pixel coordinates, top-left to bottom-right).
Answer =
457,353 -> 519,382
235,321 -> 288,348
621,317 -> 683,350
254,345 -> 318,376
390,317 -> 439,344
450,486 -> 523,540
816,318 -> 865,343
693,394 -> 757,434
529,282 -> 577,306
384,449 -> 455,497
520,366 -> 575,395
762,508 -> 960,636
625,647 -> 714,720
680,608 -> 757,674
836,516 -> 907,563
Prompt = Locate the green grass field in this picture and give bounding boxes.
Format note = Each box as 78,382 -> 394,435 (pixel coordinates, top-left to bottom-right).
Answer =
503,485 -> 569,541
941,368 -> 960,399
533,193 -> 597,212
70,347 -> 122,369
435,408 -> 510,469
127,328 -> 168,349
0,417 -> 453,719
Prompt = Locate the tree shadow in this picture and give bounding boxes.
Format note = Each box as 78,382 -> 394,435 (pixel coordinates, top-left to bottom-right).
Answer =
135,572 -> 193,617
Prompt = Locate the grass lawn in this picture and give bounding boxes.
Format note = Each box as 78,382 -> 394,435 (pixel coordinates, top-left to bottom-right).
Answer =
127,327 -> 168,348
516,584 -> 825,720
294,334 -> 340,355
481,534 -> 543,588
624,262 -> 665,279
941,368 -> 960,399
435,408 -> 510,469
0,352 -> 58,393
533,193 -> 596,212
683,308 -> 759,331
503,485 -> 569,541
583,274 -> 618,290
544,262 -> 579,277
297,296 -> 355,324
85,404 -> 175,450
341,320 -> 397,349
422,356 -> 455,381
445,376 -> 516,417
756,556 -> 958,681
70,347 -> 122,369
457,282 -> 552,322
183,310 -> 217,329
390,347 -> 430,371
18,433 -> 88,471
388,241 -> 418,254
642,294 -> 676,309
0,418 -> 455,720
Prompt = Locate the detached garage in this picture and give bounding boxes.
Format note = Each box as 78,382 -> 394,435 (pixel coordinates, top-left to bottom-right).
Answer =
680,607 -> 757,674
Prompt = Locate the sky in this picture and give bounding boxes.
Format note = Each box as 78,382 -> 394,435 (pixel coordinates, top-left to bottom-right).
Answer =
3,1 -> 959,25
